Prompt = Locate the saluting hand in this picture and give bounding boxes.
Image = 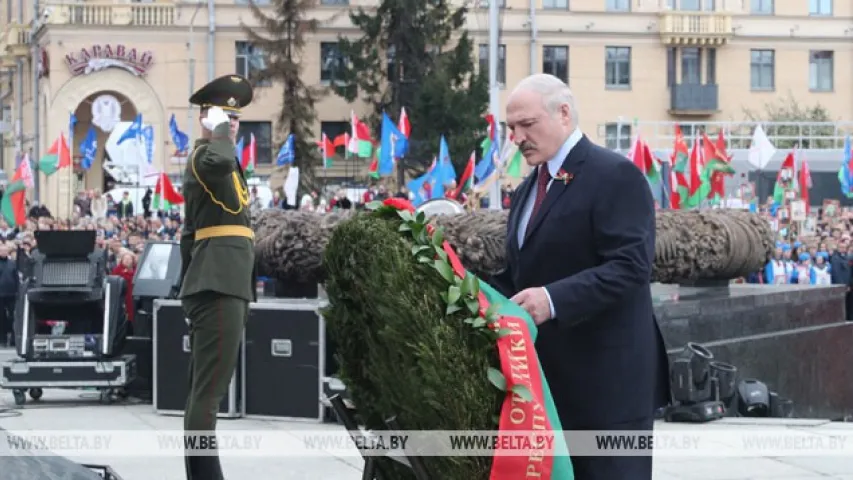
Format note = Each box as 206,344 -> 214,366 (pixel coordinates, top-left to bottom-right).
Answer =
201,106 -> 230,132
511,287 -> 552,326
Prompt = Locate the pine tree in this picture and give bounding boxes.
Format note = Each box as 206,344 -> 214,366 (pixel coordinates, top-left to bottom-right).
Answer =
332,0 -> 488,181
243,0 -> 323,192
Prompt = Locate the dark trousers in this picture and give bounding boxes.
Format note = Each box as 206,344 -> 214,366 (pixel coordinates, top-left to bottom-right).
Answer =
0,295 -> 16,346
568,417 -> 655,480
846,290 -> 853,321
181,291 -> 249,480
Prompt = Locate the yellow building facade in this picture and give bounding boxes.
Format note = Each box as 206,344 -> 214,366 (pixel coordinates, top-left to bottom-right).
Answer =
1,0 -> 851,215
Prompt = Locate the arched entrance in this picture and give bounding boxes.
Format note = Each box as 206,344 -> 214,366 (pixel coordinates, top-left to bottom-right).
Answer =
71,90 -> 138,194
47,68 -> 166,218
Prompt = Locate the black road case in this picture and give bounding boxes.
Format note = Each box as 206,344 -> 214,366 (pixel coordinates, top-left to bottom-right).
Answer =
1,355 -> 137,388
244,299 -> 325,421
152,299 -> 244,418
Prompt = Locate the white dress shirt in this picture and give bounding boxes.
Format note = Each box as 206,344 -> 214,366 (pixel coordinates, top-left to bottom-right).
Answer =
516,128 -> 583,320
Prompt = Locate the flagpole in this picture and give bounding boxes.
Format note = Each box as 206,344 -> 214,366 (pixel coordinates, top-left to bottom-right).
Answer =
487,0 -> 502,210
68,115 -> 75,219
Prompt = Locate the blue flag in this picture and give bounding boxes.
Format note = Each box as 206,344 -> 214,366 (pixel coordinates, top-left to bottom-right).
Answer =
276,134 -> 294,166
235,137 -> 244,162
118,114 -> 143,145
69,113 -> 78,138
475,140 -> 499,182
430,136 -> 457,199
839,136 -> 853,198
141,125 -> 154,164
169,114 -> 189,155
79,126 -> 98,170
379,113 -> 408,176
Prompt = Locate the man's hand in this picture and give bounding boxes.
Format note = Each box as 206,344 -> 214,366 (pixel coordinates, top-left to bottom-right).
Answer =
511,287 -> 552,325
201,107 -> 230,132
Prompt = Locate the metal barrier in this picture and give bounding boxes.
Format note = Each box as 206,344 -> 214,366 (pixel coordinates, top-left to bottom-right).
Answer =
597,121 -> 853,153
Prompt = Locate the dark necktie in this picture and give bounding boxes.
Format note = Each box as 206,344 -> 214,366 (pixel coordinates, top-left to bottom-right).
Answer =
526,165 -> 551,237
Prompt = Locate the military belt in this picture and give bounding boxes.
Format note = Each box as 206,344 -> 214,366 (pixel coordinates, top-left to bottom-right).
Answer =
194,225 -> 254,241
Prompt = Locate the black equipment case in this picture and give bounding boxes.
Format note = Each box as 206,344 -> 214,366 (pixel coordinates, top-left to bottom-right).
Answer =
152,299 -> 244,418
243,298 -> 326,421
1,355 -> 137,388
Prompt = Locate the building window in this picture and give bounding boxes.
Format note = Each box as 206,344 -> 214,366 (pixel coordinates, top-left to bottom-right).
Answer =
478,44 -> 506,85
679,0 -> 701,10
320,0 -> 349,4
320,42 -> 346,85
605,47 -> 631,88
542,46 -> 568,83
809,51 -> 833,92
681,48 -> 701,84
543,0 -> 567,9
320,121 -> 348,142
605,124 -> 631,150
679,124 -> 706,139
235,41 -> 269,86
237,121 -> 272,165
706,48 -> 716,84
606,0 -> 630,11
750,0 -> 773,14
809,0 -> 832,15
750,49 -> 774,90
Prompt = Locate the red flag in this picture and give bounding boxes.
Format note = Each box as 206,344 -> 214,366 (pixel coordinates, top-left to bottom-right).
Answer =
153,172 -> 184,209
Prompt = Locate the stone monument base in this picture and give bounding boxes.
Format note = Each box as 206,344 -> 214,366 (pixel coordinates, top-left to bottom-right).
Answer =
654,283 -> 853,421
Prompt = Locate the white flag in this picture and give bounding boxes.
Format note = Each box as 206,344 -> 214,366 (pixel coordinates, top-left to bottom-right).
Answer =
283,166 -> 300,206
747,125 -> 776,170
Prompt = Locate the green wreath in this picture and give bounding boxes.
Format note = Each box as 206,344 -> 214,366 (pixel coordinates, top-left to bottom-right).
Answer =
322,198 -> 573,480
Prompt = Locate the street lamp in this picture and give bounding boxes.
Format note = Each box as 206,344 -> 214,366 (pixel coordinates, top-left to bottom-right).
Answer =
473,0 -> 505,210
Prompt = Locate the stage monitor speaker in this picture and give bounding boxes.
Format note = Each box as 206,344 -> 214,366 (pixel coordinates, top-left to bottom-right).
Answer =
243,299 -> 325,421
133,241 -> 182,300
152,300 -> 244,418
16,275 -> 128,361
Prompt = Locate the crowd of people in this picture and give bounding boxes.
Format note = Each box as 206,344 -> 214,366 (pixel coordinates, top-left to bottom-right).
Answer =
0,182 -> 850,344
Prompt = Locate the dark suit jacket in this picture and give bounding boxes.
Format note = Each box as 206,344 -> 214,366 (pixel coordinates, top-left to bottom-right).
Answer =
493,135 -> 670,429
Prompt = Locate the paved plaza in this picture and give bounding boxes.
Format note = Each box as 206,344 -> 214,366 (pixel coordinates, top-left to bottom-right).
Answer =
1,349 -> 852,479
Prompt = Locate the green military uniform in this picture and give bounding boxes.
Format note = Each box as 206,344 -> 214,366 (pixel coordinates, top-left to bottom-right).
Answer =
179,74 -> 256,480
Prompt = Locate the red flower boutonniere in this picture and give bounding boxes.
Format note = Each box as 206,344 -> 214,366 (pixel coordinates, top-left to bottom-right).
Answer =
555,169 -> 574,185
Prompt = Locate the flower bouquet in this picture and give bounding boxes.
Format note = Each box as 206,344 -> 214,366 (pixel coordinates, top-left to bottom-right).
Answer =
322,198 -> 573,480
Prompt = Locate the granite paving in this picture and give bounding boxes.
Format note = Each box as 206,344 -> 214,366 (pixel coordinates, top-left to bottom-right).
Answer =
1,348 -> 852,479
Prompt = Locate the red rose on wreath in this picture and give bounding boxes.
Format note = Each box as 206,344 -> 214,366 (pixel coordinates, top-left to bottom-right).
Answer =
382,197 -> 415,213
555,169 -> 573,185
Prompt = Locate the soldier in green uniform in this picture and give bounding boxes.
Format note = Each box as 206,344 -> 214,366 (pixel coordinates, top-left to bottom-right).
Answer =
179,74 -> 256,480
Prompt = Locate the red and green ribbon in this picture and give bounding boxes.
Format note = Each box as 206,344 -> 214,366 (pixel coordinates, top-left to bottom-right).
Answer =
378,198 -> 573,480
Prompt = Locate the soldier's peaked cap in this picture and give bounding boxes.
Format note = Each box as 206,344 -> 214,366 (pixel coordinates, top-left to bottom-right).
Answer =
189,74 -> 253,117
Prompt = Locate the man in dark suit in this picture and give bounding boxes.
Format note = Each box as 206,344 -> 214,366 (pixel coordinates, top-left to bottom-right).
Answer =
493,74 -> 670,480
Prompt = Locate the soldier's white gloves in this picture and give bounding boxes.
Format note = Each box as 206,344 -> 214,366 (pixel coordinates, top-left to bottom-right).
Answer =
201,106 -> 230,132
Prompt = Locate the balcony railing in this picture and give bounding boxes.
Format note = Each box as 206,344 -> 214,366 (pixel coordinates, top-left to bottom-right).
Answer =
0,23 -> 28,68
44,2 -> 176,27
669,84 -> 719,114
660,12 -> 732,46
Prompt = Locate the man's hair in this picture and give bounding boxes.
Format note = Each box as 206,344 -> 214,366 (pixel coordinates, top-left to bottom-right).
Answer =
513,74 -> 579,126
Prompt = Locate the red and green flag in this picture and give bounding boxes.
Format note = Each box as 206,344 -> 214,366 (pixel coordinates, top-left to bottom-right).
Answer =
458,151 -> 476,193
241,133 -> 256,178
39,133 -> 72,176
2,157 -> 33,227
318,133 -> 335,168
348,111 -> 373,158
152,172 -> 184,210
773,151 -> 796,205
